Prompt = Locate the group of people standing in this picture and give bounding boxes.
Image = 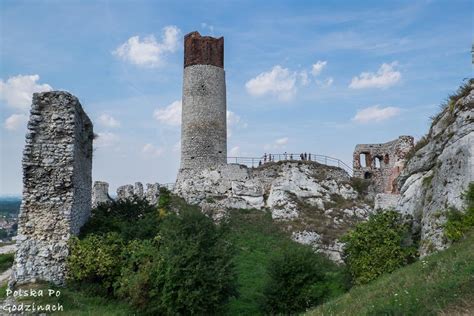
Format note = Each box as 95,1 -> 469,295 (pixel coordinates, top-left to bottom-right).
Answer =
258,152 -> 312,166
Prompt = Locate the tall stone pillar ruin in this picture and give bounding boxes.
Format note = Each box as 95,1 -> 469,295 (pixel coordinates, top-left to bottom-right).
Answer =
180,31 -> 227,169
12,91 -> 93,286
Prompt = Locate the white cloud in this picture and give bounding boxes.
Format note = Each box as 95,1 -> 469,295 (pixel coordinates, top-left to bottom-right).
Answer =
153,100 -> 182,126
227,110 -> 240,126
245,65 -> 297,101
299,71 -> 310,86
4,114 -> 28,131
264,137 -> 289,150
311,60 -> 327,76
227,110 -> 244,137
200,22 -> 215,34
316,77 -> 334,87
113,26 -> 180,67
349,62 -> 401,89
173,141 -> 181,152
275,137 -> 289,146
352,105 -> 401,123
142,143 -> 165,157
94,132 -> 120,148
0,74 -> 52,111
97,114 -> 120,128
229,146 -> 240,156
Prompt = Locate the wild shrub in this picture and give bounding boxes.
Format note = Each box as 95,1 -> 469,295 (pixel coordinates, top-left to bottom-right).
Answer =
68,232 -> 125,294
341,210 -> 417,285
262,245 -> 350,314
79,197 -> 161,241
150,207 -> 238,315
350,177 -> 370,197
69,192 -> 238,315
444,182 -> 474,241
115,238 -> 163,310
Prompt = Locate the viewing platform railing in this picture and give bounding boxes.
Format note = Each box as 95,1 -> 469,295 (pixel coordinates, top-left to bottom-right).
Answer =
226,153 -> 353,175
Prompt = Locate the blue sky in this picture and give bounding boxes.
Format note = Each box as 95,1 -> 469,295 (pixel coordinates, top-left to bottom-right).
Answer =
0,0 -> 472,195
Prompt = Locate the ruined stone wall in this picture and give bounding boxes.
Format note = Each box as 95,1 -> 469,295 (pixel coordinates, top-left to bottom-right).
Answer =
180,31 -> 227,169
12,91 -> 93,286
116,182 -> 161,205
92,181 -> 113,208
353,136 -> 414,194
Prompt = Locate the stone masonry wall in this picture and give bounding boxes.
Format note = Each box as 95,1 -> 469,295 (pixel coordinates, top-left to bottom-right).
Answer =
353,136 -> 414,194
180,31 -> 227,169
11,91 -> 93,286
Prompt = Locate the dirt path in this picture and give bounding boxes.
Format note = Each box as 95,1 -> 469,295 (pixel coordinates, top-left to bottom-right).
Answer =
0,268 -> 11,285
0,244 -> 15,255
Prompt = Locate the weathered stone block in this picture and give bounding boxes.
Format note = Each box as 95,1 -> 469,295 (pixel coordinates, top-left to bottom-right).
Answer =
12,91 -> 93,286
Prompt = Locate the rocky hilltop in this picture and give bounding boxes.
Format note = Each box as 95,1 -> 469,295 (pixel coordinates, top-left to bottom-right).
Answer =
175,160 -> 373,262
396,80 -> 474,256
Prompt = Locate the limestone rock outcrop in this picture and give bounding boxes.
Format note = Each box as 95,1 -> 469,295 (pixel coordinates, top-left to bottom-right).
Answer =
395,82 -> 474,256
175,161 -> 373,262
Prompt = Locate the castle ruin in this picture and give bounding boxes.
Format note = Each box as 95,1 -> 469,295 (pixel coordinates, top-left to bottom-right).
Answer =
353,135 -> 414,194
11,91 -> 93,286
180,31 -> 227,169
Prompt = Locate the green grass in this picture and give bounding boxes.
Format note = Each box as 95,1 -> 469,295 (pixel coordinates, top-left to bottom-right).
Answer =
224,208 -> 298,315
0,253 -> 14,273
5,283 -> 133,315
307,231 -> 474,315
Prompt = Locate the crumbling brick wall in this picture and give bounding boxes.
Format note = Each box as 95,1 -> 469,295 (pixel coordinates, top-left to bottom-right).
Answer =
353,136 -> 414,194
11,91 -> 93,286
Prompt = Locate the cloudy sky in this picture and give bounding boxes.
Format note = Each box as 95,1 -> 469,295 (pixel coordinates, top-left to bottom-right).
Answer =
0,0 -> 472,195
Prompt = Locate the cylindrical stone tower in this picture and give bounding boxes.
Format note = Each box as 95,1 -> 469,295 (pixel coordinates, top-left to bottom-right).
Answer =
180,31 -> 227,169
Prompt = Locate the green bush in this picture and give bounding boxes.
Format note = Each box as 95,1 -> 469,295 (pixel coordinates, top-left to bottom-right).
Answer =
67,233 -> 125,294
69,195 -> 237,315
341,210 -> 417,285
444,182 -> 474,241
0,253 -> 14,273
350,177 -> 370,196
262,245 -> 350,314
148,207 -> 238,315
79,197 -> 161,241
115,238 -> 163,310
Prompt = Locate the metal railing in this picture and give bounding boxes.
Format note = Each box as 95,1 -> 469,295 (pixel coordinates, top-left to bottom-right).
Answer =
178,153 -> 353,177
226,153 -> 353,175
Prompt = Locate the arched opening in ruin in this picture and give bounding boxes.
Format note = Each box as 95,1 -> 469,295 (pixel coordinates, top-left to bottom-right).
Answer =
364,171 -> 372,179
384,154 -> 390,164
374,156 -> 382,169
360,153 -> 367,167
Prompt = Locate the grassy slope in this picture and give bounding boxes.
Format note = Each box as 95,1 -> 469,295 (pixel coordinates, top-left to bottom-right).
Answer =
308,232 -> 474,315
0,253 -> 14,273
225,208 -> 296,315
2,285 -> 133,315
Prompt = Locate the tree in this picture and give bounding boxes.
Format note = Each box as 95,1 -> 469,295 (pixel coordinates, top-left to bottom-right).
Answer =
342,210 -> 417,285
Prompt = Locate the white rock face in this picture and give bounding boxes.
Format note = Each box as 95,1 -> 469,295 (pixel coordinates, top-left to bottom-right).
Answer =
175,161 -> 373,262
374,193 -> 400,210
291,231 -> 345,263
396,84 -> 474,256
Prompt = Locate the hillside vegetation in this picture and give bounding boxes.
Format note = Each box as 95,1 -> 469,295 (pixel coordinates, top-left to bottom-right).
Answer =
307,231 -> 474,315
